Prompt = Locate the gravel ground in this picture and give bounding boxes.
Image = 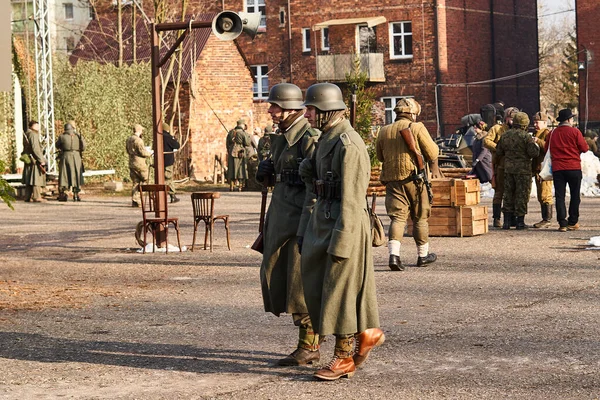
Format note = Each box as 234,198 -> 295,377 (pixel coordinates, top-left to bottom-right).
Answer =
0,187 -> 599,399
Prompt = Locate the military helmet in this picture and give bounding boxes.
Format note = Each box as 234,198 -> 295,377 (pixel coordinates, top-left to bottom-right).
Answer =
533,111 -> 548,122
303,83 -> 347,111
394,98 -> 421,116
162,122 -> 170,132
267,83 -> 304,110
64,123 -> 74,131
512,112 -> 530,129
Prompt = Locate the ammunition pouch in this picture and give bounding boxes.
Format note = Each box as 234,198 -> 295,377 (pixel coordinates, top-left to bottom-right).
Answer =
314,179 -> 342,200
276,168 -> 304,186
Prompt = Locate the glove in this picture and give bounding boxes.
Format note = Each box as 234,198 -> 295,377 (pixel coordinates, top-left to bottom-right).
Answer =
298,158 -> 314,184
297,236 -> 304,254
256,159 -> 275,182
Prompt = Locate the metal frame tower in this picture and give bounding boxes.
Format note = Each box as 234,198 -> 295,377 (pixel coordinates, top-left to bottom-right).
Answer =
32,0 -> 56,174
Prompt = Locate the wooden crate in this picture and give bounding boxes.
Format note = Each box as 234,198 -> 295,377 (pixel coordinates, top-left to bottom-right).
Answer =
431,178 -> 480,207
407,205 -> 488,237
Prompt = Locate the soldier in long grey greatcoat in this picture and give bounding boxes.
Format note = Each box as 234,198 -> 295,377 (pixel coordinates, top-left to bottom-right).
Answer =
298,83 -> 383,381
255,83 -> 320,366
226,119 -> 251,191
21,121 -> 47,202
56,123 -> 86,201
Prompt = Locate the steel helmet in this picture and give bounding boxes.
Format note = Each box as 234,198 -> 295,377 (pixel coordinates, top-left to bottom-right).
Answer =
394,98 -> 421,116
302,83 -> 347,111
267,83 -> 304,110
512,112 -> 530,129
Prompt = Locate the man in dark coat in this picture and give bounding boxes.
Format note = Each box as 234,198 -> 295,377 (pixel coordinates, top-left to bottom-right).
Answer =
56,123 -> 86,201
162,122 -> 181,203
21,121 -> 47,202
255,83 -> 320,366
299,83 -> 383,381
226,119 -> 251,191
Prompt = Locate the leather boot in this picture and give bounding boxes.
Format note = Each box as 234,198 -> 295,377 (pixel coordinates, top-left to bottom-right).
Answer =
314,336 -> 356,381
502,213 -> 512,230
511,214 -> 517,228
388,255 -> 404,271
417,253 -> 437,267
353,328 -> 385,367
170,194 -> 180,204
492,204 -> 502,228
516,215 -> 527,230
74,194 -> 81,202
277,324 -> 320,366
533,203 -> 549,228
58,192 -> 68,202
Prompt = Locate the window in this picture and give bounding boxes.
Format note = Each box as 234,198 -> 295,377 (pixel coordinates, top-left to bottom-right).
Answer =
64,3 -> 74,20
389,21 -> 413,59
278,8 -> 285,27
245,0 -> 266,29
321,27 -> 330,51
357,25 -> 376,54
381,96 -> 414,124
251,65 -> 268,99
302,28 -> 311,52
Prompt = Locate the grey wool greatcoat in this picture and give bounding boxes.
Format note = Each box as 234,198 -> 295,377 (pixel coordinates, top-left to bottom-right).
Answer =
21,129 -> 46,187
260,118 -> 319,316
226,127 -> 251,180
56,129 -> 86,189
300,119 -> 380,336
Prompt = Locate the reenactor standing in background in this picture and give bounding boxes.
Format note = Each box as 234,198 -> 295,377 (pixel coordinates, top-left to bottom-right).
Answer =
255,83 -> 321,367
484,106 -> 519,227
162,122 -> 181,204
299,83 -> 383,381
226,119 -> 251,191
584,130 -> 600,158
56,122 -> 86,202
376,98 -> 439,271
495,112 -> 540,230
257,125 -> 273,161
126,124 -> 152,207
531,111 -> 554,228
21,121 -> 47,202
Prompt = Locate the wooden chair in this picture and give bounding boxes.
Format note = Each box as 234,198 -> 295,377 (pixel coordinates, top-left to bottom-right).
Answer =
139,184 -> 182,253
191,192 -> 231,252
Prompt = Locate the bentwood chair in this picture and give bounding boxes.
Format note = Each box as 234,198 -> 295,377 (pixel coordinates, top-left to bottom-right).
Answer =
191,192 -> 231,252
139,184 -> 182,253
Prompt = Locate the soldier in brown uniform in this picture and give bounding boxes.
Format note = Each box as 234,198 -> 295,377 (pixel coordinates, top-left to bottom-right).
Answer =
126,124 -> 152,207
531,111 -> 554,228
375,98 -> 439,271
21,121 -> 47,202
584,130 -> 600,158
484,106 -> 519,227
495,112 -> 540,230
255,83 -> 321,366
299,83 -> 383,381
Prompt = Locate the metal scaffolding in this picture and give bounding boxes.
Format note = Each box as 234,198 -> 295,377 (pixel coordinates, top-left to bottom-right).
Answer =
32,0 -> 56,174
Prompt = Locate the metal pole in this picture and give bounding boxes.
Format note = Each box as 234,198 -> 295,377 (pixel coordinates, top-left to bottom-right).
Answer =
350,84 -> 357,127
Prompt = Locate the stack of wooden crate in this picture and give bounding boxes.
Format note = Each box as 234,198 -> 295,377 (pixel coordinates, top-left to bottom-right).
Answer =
407,178 -> 488,237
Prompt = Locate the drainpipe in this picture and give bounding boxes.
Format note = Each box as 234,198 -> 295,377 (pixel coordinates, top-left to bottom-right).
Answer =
434,0 -> 444,136
490,0 -> 496,101
288,0 -> 293,83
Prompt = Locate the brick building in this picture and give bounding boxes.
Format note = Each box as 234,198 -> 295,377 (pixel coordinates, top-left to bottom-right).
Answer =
71,14 -> 269,181
576,0 -> 599,131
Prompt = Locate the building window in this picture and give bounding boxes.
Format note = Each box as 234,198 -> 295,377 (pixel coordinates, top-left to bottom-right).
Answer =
381,96 -> 414,124
302,28 -> 311,52
245,0 -> 266,29
279,8 -> 285,27
321,27 -> 330,51
389,21 -> 413,59
64,3 -> 74,20
251,65 -> 269,99
357,25 -> 377,54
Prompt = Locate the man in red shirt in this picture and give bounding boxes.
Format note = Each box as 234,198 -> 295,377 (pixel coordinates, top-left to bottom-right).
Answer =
544,109 -> 589,232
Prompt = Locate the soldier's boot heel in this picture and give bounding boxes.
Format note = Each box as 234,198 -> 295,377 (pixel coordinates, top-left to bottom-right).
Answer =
516,216 -> 527,230
388,255 -> 404,271
502,213 -> 512,230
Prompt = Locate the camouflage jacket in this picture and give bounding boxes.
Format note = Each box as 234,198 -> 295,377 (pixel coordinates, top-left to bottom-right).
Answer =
496,128 -> 540,175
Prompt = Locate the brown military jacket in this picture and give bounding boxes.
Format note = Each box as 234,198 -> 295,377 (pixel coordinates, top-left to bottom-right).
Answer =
376,117 -> 439,183
532,127 -> 551,173
126,134 -> 152,173
483,123 -> 509,166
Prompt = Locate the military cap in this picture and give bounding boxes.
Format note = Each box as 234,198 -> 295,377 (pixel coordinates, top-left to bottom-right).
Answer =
533,111 -> 548,122
394,98 -> 421,116
512,112 -> 530,129
162,122 -> 170,132
64,123 -> 74,131
133,124 -> 144,131
264,125 -> 273,134
585,130 -> 598,139
504,107 -> 519,119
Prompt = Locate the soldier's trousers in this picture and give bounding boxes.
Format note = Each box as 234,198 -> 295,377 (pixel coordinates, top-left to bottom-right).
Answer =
165,165 -> 176,195
492,165 -> 505,205
24,185 -> 42,201
502,173 -> 532,216
130,168 -> 148,203
385,180 -> 431,246
534,173 -> 554,205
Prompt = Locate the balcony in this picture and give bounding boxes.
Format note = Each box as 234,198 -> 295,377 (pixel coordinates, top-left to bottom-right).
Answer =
316,53 -> 385,82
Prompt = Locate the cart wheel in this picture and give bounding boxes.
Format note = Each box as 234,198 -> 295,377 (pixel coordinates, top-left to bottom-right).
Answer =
135,221 -> 145,247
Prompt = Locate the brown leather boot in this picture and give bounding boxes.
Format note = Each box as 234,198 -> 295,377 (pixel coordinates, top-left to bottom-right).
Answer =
313,356 -> 355,381
353,328 -> 385,367
277,347 -> 320,366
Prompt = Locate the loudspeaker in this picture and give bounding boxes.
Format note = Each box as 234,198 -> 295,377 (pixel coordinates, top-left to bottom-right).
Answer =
212,11 -> 261,41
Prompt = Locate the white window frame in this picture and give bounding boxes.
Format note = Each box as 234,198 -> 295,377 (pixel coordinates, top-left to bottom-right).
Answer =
64,3 -> 74,20
251,65 -> 269,100
302,28 -> 311,52
381,96 -> 414,124
389,21 -> 413,60
245,0 -> 266,29
321,27 -> 330,51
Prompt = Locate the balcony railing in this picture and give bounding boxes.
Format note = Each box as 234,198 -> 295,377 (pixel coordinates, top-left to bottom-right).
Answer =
316,53 -> 385,82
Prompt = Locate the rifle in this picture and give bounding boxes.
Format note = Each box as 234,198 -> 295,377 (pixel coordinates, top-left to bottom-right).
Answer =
399,126 -> 433,204
251,185 -> 268,253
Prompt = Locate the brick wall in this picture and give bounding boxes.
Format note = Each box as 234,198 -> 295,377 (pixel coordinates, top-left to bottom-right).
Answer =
577,0 -> 600,130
